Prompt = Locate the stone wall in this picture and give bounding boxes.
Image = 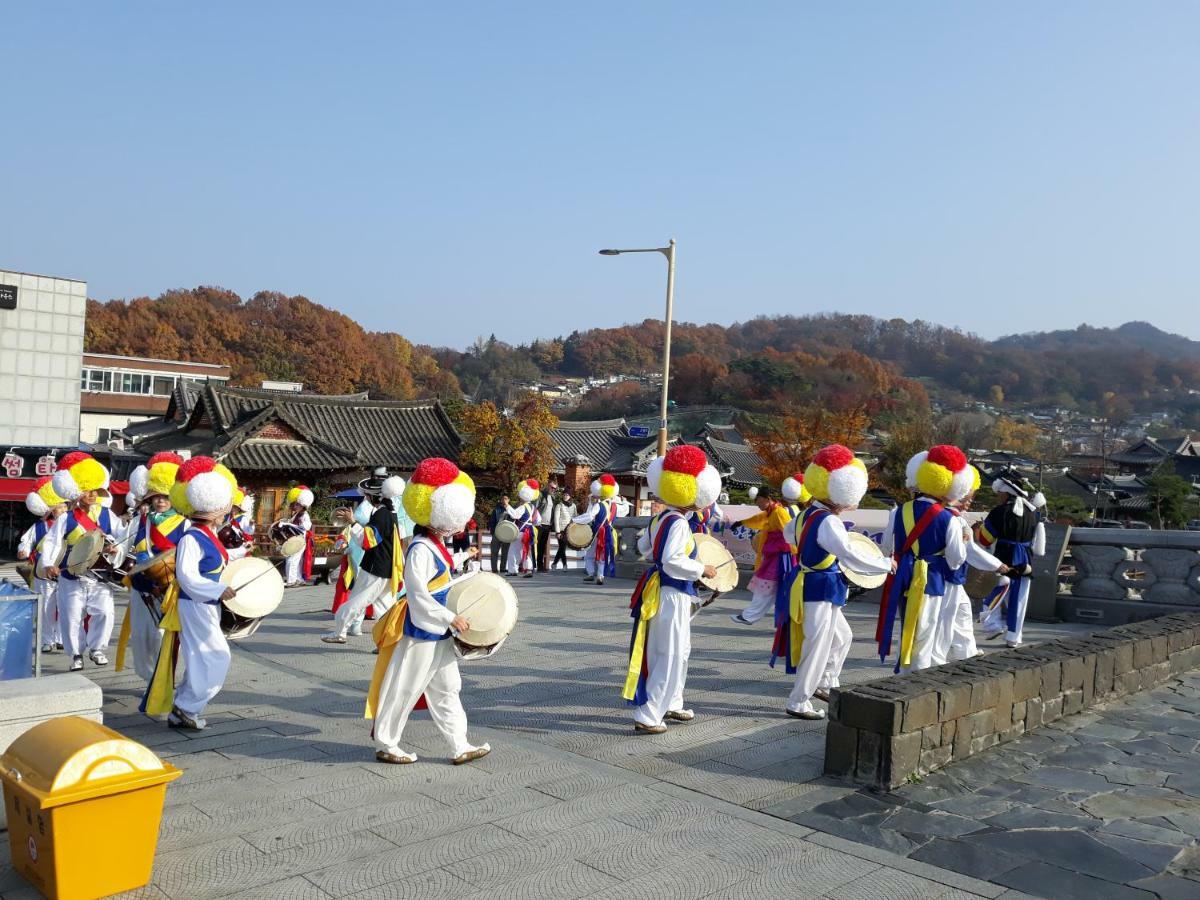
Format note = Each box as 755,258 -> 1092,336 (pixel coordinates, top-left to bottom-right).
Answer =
824,611 -> 1200,791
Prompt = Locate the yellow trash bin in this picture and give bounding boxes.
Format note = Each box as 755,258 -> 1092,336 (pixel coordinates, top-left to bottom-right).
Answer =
0,716 -> 182,900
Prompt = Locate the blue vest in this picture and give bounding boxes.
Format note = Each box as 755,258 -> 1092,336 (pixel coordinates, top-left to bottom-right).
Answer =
402,538 -> 453,642
794,507 -> 847,605
177,528 -> 226,604
651,512 -> 699,595
893,498 -> 954,595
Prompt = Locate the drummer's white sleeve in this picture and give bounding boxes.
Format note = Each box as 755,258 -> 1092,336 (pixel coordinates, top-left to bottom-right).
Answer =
175,534 -> 227,603
573,502 -> 598,525
404,543 -> 458,634
782,517 -> 798,546
965,540 -> 1003,571
300,512 -> 312,533
17,524 -> 36,559
41,516 -> 67,568
660,519 -> 706,582
880,508 -> 898,556
818,516 -> 893,575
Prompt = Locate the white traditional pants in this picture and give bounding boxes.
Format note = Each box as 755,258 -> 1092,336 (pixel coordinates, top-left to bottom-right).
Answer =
175,597 -> 231,718
284,550 -> 305,585
903,593 -> 951,673
583,543 -> 597,577
35,578 -> 59,646
129,590 -> 163,682
945,585 -> 978,661
980,577 -> 1030,645
374,637 -> 472,757
58,577 -> 114,658
787,602 -> 852,714
331,570 -> 395,638
507,532 -> 534,574
739,583 -> 776,624
633,588 -> 693,727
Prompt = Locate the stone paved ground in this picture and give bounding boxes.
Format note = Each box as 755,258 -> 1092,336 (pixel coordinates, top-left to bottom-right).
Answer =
799,674 -> 1200,900
1,572 -> 1088,899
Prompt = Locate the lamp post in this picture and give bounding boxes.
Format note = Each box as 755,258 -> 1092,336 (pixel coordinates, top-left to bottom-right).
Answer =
599,239 -> 676,457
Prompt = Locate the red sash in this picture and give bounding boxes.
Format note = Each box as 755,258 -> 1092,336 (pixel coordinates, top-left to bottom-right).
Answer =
72,507 -> 100,532
875,502 -> 943,645
195,525 -> 230,564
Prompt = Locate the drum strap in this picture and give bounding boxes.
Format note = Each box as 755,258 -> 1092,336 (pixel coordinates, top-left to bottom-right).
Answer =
876,501 -> 943,666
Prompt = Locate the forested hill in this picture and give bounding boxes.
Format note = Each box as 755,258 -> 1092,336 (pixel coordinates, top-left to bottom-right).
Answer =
84,287 -> 1200,417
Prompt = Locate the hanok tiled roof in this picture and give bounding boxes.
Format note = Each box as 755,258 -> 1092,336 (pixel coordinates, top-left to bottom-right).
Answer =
130,383 -> 461,473
699,423 -> 746,445
698,437 -> 763,486
550,419 -> 658,474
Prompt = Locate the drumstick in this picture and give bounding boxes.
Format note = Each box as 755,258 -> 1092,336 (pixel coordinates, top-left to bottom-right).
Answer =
230,562 -> 284,594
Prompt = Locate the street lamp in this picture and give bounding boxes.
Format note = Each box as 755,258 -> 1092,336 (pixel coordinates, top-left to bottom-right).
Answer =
598,239 -> 676,457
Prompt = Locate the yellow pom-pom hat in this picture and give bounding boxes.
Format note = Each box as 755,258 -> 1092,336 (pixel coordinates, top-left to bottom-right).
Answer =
781,472 -> 811,504
517,478 -> 541,504
590,473 -> 618,500
171,457 -> 237,516
51,452 -> 110,502
647,446 -> 722,511
25,475 -> 64,517
909,445 -> 971,502
286,485 -> 315,509
804,445 -> 869,509
402,458 -> 476,533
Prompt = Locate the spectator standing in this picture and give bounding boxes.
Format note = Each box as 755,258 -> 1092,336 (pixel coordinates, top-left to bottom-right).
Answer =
536,486 -> 556,571
488,500 -> 510,573
551,490 -> 577,569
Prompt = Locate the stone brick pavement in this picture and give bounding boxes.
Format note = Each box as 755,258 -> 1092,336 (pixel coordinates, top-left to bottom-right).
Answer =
798,674 -> 1200,899
0,574 -> 1088,899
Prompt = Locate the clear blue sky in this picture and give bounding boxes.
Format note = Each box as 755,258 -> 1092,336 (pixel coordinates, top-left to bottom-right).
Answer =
4,3 -> 1199,347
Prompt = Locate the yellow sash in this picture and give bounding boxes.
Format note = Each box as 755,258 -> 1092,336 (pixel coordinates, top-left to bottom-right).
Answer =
784,551 -> 835,669
898,502 -> 929,668
621,572 -> 662,701
143,581 -> 181,714
115,603 -> 133,671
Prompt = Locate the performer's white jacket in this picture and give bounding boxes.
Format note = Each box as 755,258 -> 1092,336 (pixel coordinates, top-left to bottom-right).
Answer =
374,536 -> 478,758
284,510 -> 312,583
17,521 -> 61,646
631,510 -> 706,727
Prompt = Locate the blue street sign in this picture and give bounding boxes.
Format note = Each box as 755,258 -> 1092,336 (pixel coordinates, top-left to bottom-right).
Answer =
629,426 -> 650,438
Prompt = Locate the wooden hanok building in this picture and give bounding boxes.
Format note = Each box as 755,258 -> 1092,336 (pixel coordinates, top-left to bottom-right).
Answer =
123,382 -> 462,525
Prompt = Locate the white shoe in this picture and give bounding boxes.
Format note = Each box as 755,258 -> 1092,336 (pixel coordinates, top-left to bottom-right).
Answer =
596,577 -> 604,585
40,643 -> 54,654
347,625 -> 363,637
453,743 -> 491,765
90,650 -> 109,666
70,655 -> 83,672
168,707 -> 206,730
321,633 -> 348,644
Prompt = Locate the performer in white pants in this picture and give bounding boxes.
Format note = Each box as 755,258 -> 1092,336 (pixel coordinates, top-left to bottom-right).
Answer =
122,453 -> 188,682
622,446 -> 721,734
169,459 -> 240,730
325,471 -> 406,643
773,445 -> 895,720
17,476 -> 67,652
282,486 -> 314,586
943,467 -> 1009,661
368,457 -> 490,765
41,452 -> 128,671
878,447 -> 970,673
977,470 -> 1047,648
504,479 -> 541,578
574,475 -> 619,585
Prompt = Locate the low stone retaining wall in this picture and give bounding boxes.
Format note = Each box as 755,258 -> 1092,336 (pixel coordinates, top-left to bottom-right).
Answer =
824,611 -> 1200,791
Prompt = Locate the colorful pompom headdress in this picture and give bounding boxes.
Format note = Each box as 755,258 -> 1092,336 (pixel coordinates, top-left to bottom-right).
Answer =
51,452 -> 110,502
172,457 -> 238,516
402,457 -> 476,533
781,472 -> 811,504
380,475 -> 406,500
25,475 -> 64,517
647,445 -> 721,511
804,445 -> 869,509
951,464 -> 982,503
590,473 -> 618,500
909,445 -> 972,502
517,478 -> 541,504
287,485 -> 315,509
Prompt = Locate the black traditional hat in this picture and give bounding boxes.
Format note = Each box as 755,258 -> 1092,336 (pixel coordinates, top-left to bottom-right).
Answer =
357,465 -> 390,497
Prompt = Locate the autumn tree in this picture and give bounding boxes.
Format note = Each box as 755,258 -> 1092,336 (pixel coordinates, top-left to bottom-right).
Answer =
670,353 -> 727,406
876,416 -> 936,500
458,395 -> 560,490
747,406 -> 871,488
993,418 -> 1042,455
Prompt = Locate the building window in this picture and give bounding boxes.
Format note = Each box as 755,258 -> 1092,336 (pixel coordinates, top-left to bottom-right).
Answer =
152,376 -> 175,395
96,428 -> 117,443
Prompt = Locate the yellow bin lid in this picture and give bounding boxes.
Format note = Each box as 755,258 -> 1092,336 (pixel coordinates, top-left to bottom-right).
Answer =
0,716 -> 181,809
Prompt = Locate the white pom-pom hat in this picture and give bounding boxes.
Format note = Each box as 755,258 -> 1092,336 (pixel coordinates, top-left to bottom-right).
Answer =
804,445 -> 870,509
51,452 -> 110,502
781,472 -> 811,503
381,475 -> 406,500
517,478 -> 541,504
187,470 -> 235,514
647,446 -> 722,510
128,465 -> 149,502
287,485 -> 314,508
25,476 -> 62,518
402,458 -> 476,534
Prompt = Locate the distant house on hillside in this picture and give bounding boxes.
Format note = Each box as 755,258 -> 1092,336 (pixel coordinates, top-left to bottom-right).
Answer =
123,382 -> 462,526
1109,435 -> 1200,481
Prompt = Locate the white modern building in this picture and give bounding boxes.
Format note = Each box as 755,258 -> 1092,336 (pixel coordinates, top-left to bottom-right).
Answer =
0,269 -> 87,448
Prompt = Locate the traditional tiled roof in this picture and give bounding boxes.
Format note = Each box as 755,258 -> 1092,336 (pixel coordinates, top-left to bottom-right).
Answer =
129,382 -> 461,473
697,437 -> 763,486
699,423 -> 746,445
549,419 -> 659,475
